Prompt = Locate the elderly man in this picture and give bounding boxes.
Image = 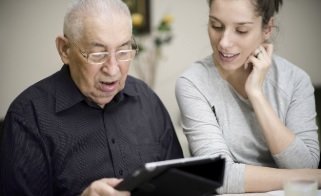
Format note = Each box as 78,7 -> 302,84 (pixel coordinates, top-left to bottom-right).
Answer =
0,0 -> 183,195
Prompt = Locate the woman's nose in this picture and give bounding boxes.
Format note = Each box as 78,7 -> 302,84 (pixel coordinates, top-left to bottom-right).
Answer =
219,31 -> 233,49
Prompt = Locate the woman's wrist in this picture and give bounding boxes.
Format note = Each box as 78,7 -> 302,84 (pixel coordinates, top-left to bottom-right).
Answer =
247,88 -> 265,102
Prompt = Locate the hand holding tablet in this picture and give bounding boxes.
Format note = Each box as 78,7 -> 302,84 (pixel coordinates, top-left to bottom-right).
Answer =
115,156 -> 225,196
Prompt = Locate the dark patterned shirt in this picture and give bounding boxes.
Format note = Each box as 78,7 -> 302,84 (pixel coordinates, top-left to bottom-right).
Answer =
0,65 -> 183,196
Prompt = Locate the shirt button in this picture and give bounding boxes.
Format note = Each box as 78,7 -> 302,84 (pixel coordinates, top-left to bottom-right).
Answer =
111,138 -> 115,144
119,169 -> 123,176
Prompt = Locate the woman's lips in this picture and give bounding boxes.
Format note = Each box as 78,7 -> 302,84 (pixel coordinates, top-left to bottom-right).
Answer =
219,51 -> 239,63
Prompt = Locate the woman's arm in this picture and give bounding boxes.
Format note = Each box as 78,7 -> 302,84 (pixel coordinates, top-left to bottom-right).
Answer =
176,75 -> 246,193
176,74 -> 320,194
249,89 -> 319,168
245,165 -> 321,192
246,44 -> 319,168
248,92 -> 295,155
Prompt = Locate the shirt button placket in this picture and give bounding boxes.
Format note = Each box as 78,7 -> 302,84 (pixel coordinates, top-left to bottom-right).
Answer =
109,138 -> 123,177
119,169 -> 123,176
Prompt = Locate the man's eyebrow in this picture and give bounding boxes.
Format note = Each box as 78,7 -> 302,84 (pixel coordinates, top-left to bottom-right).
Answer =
91,42 -> 105,48
120,40 -> 131,47
89,40 -> 131,49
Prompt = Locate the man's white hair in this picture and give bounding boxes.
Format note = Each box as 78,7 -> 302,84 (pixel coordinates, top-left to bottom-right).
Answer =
63,0 -> 132,40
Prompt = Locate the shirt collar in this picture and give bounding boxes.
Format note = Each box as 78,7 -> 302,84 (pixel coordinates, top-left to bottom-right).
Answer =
122,75 -> 139,97
55,65 -> 84,113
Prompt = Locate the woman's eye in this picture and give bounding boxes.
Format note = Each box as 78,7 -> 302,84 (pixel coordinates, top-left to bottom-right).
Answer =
236,30 -> 248,34
236,27 -> 249,34
211,25 -> 224,31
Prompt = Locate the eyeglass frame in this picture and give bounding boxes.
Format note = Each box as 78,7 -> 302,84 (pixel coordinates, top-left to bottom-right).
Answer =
65,35 -> 139,64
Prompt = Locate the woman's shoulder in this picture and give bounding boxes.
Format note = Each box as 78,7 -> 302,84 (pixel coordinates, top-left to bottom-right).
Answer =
179,55 -> 218,82
272,55 -> 311,81
269,55 -> 313,95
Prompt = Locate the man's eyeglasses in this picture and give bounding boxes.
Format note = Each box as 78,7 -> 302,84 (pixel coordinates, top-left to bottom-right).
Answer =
66,36 -> 139,64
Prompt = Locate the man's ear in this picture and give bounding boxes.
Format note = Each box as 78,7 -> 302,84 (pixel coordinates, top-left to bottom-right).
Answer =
263,17 -> 274,41
56,35 -> 70,64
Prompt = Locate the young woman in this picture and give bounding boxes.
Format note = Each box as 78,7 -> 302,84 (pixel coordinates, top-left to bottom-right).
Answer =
175,0 -> 320,193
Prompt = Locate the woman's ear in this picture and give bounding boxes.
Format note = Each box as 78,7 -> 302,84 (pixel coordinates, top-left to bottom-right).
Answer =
56,35 -> 70,64
263,17 -> 274,41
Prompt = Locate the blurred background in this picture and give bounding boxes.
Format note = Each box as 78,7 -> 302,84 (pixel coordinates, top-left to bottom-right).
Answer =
1,0 -> 321,156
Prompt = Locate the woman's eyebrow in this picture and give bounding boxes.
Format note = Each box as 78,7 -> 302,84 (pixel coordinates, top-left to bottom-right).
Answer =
209,15 -> 254,25
237,22 -> 254,25
209,15 -> 221,22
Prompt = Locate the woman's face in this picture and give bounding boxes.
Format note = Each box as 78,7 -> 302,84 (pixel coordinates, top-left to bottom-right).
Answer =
208,0 -> 271,71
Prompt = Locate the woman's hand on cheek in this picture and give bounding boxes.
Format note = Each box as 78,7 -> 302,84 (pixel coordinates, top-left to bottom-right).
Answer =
245,43 -> 273,99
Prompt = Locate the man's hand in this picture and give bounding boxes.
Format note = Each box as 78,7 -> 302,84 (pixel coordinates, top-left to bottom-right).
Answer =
81,178 -> 130,196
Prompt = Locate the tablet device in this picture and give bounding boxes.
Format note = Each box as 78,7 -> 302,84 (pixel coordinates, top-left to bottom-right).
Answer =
115,156 -> 225,196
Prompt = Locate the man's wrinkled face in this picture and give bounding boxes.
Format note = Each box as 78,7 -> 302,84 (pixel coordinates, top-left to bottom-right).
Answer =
67,14 -> 133,107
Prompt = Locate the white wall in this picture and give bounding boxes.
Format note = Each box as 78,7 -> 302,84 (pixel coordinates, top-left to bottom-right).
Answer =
0,0 -> 68,116
1,0 -> 321,156
275,0 -> 321,86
